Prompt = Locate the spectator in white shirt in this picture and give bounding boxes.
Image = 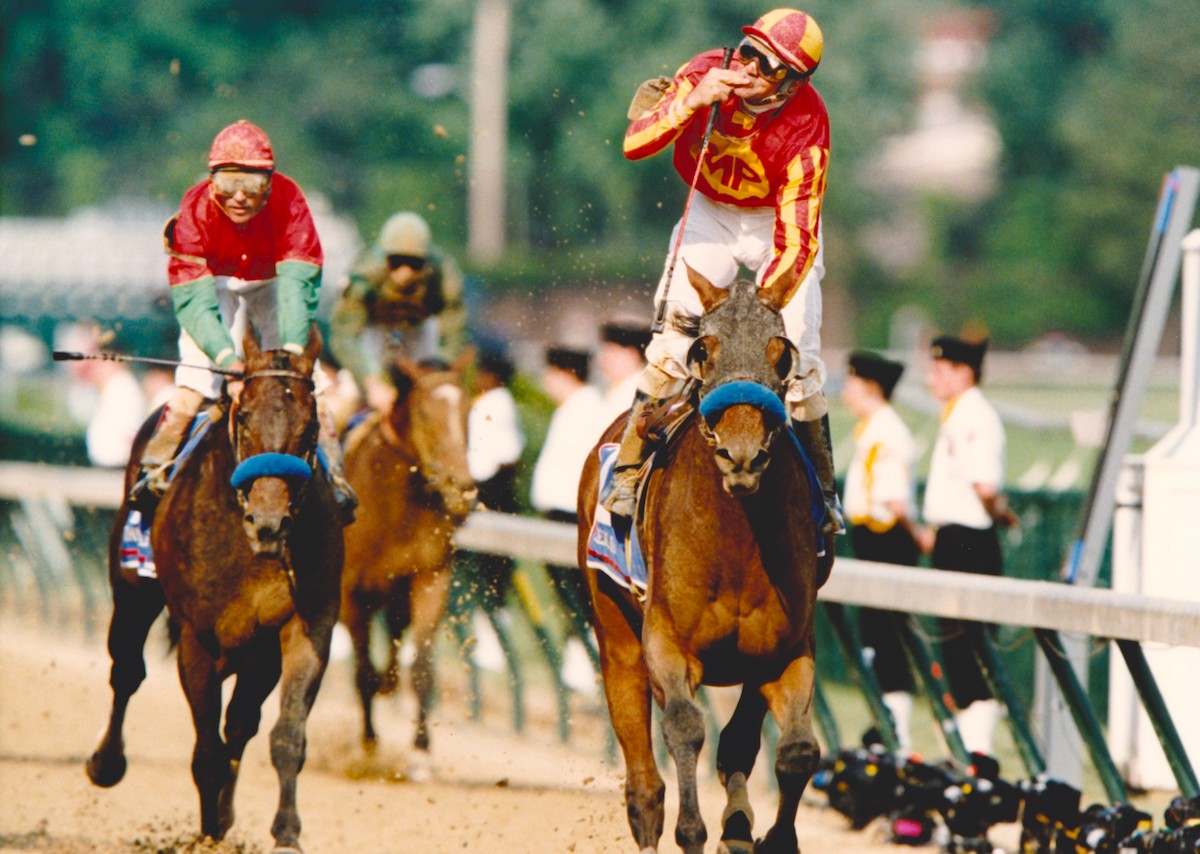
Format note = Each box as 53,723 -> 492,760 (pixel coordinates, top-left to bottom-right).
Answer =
841,350 -> 919,755
595,319 -> 652,427
530,344 -> 607,695
917,335 -> 1018,756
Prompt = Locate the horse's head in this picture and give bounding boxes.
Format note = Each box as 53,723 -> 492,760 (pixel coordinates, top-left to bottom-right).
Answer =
229,326 -> 322,557
682,264 -> 799,497
388,352 -> 478,519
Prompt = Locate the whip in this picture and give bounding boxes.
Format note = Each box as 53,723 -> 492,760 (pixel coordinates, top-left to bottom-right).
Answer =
652,46 -> 734,334
53,350 -> 245,378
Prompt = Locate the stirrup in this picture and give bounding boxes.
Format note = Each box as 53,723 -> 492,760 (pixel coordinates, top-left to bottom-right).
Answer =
127,464 -> 170,512
331,477 -> 359,526
822,496 -> 846,536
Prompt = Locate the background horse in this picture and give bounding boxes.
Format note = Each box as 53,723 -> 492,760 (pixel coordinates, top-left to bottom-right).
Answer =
87,327 -> 344,853
578,269 -> 826,854
339,354 -> 476,777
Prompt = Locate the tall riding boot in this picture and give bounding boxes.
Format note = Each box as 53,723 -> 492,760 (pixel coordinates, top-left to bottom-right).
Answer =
599,390 -> 655,518
793,410 -> 846,536
317,397 -> 359,526
129,386 -> 206,506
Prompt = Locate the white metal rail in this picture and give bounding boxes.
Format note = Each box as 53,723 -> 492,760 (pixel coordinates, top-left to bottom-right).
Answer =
2,461 -> 1198,648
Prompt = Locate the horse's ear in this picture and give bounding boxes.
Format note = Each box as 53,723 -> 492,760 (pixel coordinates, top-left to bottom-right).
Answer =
757,260 -> 797,314
242,320 -> 262,365
766,336 -> 799,384
288,323 -> 322,377
304,323 -> 323,364
686,335 -> 721,383
389,352 -> 420,399
684,262 -> 727,313
451,345 -> 476,377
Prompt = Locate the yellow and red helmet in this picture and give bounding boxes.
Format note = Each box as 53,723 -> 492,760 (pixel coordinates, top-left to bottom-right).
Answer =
208,120 -> 275,171
742,8 -> 824,77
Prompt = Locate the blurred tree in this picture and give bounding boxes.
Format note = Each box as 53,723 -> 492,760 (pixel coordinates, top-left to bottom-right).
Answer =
2,0 -> 921,318
952,0 -> 1199,346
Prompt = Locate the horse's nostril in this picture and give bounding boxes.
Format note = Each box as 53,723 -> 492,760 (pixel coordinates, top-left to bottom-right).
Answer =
244,512 -> 256,526
278,515 -> 293,535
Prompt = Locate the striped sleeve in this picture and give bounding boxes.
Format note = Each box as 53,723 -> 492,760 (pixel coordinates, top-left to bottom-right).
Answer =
762,143 -> 829,301
624,60 -> 703,161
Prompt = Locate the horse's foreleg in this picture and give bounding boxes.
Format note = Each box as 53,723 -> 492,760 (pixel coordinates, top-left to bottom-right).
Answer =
592,584 -> 664,853
715,688 -> 768,853
381,581 -> 413,697
644,622 -> 707,854
219,642 -> 283,836
177,629 -> 230,840
87,573 -> 166,788
342,593 -> 380,748
757,653 -> 820,854
269,615 -> 332,852
405,568 -> 450,777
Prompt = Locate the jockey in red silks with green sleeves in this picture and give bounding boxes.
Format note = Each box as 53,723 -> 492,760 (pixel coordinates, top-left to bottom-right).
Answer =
603,8 -> 842,537
130,119 -> 357,523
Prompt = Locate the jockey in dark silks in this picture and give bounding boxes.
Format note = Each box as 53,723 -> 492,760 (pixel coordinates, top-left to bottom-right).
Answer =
329,211 -> 466,413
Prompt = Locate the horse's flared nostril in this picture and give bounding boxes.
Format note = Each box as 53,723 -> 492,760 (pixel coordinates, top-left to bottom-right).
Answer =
278,515 -> 293,536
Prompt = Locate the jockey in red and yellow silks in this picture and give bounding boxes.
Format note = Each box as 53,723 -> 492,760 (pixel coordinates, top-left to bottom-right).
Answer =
130,120 -> 357,524
625,47 -> 829,303
603,8 -> 843,542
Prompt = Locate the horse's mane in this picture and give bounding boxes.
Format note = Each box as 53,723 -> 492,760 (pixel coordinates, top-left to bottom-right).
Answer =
670,310 -> 702,339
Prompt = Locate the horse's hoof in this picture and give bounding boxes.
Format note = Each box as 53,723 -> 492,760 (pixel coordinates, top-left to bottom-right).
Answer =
272,847 -> 303,854
754,832 -> 799,854
406,751 -> 433,783
85,751 -> 126,788
719,843 -> 755,854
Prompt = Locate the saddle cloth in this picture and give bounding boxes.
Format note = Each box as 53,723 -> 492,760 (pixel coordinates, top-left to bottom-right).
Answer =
585,444 -> 649,594
584,410 -> 827,592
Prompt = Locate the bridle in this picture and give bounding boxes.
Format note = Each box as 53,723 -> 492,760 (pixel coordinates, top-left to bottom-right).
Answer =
377,372 -> 465,504
228,367 -> 318,514
695,374 -> 789,453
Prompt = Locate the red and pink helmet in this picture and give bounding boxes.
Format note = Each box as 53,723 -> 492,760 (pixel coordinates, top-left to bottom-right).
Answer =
208,120 -> 275,171
742,8 -> 824,76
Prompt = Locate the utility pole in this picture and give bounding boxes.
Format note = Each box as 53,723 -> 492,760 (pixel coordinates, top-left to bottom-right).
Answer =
467,0 -> 512,266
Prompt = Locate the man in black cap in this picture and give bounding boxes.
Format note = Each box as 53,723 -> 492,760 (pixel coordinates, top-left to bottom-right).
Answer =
596,318 -> 653,425
841,350 -> 920,755
917,335 -> 1017,755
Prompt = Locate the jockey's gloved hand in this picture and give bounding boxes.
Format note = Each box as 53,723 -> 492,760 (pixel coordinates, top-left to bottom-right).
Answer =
225,359 -> 246,405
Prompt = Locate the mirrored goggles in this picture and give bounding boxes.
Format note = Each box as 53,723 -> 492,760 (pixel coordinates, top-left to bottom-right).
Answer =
211,169 -> 272,198
737,39 -> 794,82
386,253 -> 427,272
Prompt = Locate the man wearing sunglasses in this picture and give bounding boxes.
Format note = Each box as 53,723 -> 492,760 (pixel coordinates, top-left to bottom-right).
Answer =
606,8 -> 840,537
131,119 -> 358,524
330,210 -> 465,412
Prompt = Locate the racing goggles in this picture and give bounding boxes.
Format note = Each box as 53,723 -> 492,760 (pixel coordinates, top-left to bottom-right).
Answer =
386,253 -> 427,272
737,39 -> 795,83
210,169 -> 272,198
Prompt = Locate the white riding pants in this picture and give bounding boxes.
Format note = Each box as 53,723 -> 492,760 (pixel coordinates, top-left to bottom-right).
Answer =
175,276 -> 329,399
644,193 -> 825,404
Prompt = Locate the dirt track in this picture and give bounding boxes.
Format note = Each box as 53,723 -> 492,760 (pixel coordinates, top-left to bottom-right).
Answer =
1,613 -> 926,853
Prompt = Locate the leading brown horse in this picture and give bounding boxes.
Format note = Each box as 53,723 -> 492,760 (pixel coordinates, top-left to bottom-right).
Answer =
87,327 -> 343,853
578,269 -> 827,854
339,355 -> 477,777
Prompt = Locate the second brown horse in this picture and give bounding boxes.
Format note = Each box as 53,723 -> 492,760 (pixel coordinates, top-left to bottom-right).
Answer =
339,355 -> 477,777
